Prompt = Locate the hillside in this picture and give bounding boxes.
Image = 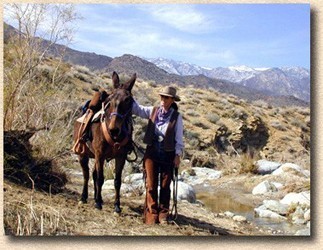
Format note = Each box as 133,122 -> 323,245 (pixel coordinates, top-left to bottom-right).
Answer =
3,29 -> 310,236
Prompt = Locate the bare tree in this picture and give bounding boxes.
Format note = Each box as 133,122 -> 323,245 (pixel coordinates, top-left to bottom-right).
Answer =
4,3 -> 80,130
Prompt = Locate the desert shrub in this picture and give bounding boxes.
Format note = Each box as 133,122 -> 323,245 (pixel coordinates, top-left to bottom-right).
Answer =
74,65 -> 91,75
191,119 -> 210,129
187,138 -> 200,148
238,153 -> 258,174
206,113 -> 220,124
101,72 -> 111,79
290,118 -> 305,128
270,121 -> 287,131
232,108 -> 248,120
184,130 -> 200,140
186,109 -> 200,117
297,108 -> 310,116
252,99 -> 269,109
205,94 -> 218,102
74,72 -> 92,83
147,80 -> 157,88
191,153 -> 217,168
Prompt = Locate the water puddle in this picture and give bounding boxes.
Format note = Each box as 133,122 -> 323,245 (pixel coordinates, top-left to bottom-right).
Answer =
195,187 -> 306,235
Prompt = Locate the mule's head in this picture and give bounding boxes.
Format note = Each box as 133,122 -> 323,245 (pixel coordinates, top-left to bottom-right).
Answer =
105,71 -> 136,139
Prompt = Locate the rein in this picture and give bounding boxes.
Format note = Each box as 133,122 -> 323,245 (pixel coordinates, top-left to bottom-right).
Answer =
170,167 -> 178,221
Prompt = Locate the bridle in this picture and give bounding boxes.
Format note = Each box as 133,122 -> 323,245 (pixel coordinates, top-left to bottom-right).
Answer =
100,95 -> 133,151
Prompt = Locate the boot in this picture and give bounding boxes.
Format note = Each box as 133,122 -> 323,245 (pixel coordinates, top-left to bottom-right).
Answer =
143,157 -> 159,225
158,166 -> 172,224
158,209 -> 169,224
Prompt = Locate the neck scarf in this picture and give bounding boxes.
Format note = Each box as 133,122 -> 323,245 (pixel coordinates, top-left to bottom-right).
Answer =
155,107 -> 173,127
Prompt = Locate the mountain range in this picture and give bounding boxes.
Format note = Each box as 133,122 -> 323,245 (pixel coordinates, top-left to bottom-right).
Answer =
4,22 -> 310,106
145,58 -> 310,102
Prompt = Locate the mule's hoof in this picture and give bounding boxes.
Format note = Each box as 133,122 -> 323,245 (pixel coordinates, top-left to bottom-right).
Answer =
113,211 -> 121,217
95,203 -> 102,210
114,205 -> 122,214
79,199 -> 87,205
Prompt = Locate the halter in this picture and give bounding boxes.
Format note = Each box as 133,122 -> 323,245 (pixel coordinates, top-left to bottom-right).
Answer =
109,108 -> 132,120
100,99 -> 133,151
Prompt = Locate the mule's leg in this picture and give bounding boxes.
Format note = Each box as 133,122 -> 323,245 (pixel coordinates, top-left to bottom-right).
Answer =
79,155 -> 89,203
114,157 -> 126,214
92,166 -> 97,205
94,156 -> 105,210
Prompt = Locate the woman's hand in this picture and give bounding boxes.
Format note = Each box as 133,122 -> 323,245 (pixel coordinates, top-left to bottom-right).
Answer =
174,155 -> 181,168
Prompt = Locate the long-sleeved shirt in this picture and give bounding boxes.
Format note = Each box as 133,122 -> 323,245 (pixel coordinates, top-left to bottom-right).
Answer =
132,100 -> 184,156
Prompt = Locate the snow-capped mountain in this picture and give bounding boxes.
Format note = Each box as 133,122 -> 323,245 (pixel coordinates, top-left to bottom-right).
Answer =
145,57 -> 207,76
145,57 -> 310,102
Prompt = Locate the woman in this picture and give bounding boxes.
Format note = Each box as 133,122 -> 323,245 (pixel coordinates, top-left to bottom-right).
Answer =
132,86 -> 184,224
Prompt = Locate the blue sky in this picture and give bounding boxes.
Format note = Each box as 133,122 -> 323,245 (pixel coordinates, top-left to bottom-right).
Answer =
6,3 -> 311,69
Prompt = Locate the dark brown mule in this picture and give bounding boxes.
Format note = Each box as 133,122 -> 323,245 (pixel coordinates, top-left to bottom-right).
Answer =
73,72 -> 136,212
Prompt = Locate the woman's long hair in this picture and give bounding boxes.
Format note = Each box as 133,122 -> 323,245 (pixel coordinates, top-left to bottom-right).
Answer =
171,102 -> 178,111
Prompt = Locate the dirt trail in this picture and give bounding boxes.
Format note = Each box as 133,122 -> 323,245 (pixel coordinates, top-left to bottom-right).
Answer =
3,169 -> 271,236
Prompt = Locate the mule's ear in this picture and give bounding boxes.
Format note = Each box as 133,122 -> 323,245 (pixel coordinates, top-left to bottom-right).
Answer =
123,73 -> 136,92
112,71 -> 120,89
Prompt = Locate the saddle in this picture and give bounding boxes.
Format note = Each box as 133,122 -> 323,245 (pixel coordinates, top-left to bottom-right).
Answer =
72,109 -> 95,155
72,109 -> 135,157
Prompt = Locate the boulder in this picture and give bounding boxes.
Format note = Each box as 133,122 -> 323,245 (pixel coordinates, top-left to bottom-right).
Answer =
272,163 -> 310,178
291,206 -> 306,224
233,215 -> 247,222
262,199 -> 289,215
254,207 -> 287,221
255,160 -> 281,174
171,180 -> 196,203
304,209 -> 311,221
224,211 -> 235,218
280,191 -> 310,207
181,167 -> 222,186
252,180 -> 278,195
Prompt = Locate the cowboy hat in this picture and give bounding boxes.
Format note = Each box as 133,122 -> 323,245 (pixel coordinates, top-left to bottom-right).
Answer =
159,86 -> 181,101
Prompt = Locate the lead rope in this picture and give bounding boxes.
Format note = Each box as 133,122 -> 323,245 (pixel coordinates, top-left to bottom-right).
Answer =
170,167 -> 178,221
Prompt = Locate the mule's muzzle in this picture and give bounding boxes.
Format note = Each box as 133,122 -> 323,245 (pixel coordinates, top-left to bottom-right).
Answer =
109,127 -> 120,139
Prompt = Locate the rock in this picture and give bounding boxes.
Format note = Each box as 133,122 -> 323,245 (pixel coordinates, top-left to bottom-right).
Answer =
280,191 -> 310,207
254,207 -> 287,221
124,173 -> 143,184
262,200 -> 289,215
255,160 -> 281,174
272,163 -> 309,178
252,180 -> 278,195
272,182 -> 283,190
304,209 -> 310,221
183,159 -> 190,164
102,179 -> 115,190
224,211 -> 235,218
233,215 -> 247,222
295,228 -> 310,236
192,167 -> 222,180
171,180 -> 196,203
181,167 -> 222,186
292,206 -> 306,224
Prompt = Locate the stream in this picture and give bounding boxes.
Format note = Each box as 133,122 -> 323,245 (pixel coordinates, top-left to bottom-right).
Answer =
195,185 -> 307,235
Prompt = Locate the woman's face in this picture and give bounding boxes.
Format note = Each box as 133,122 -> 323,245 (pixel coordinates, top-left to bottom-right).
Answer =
160,95 -> 174,111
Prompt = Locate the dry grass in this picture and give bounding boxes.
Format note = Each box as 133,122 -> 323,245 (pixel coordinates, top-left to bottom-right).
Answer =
3,46 -> 310,235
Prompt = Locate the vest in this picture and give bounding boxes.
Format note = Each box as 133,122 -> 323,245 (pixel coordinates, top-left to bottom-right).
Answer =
143,107 -> 179,152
